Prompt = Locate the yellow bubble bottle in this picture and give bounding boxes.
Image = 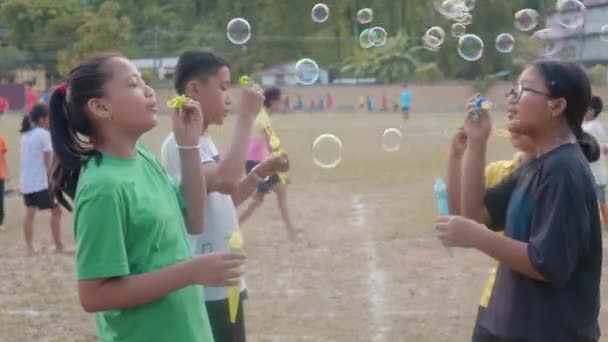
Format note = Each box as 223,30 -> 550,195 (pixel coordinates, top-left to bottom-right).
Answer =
228,231 -> 243,323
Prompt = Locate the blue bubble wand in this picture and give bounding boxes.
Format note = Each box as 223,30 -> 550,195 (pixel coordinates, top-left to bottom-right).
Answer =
434,178 -> 453,257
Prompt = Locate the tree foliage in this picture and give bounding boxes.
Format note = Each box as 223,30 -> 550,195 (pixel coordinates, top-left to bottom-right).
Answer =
0,0 -> 561,79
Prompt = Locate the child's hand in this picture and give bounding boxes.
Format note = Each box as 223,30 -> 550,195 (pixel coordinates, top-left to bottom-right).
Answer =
450,127 -> 468,156
257,154 -> 290,176
435,215 -> 488,248
189,252 -> 245,287
464,94 -> 492,144
172,97 -> 204,147
239,84 -> 265,118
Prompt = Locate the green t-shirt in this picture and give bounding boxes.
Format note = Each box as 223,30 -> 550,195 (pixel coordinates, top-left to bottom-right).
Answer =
73,144 -> 213,342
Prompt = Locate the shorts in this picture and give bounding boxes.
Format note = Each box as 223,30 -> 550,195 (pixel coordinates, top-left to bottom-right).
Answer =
245,160 -> 280,194
402,106 -> 410,113
206,291 -> 248,342
23,189 -> 56,210
596,185 -> 606,204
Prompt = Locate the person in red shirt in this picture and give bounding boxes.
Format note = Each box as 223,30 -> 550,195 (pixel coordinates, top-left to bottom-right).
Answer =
25,85 -> 38,113
0,97 -> 8,114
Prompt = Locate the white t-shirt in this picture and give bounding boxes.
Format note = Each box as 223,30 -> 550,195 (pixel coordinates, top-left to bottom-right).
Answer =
20,127 -> 52,194
160,133 -> 246,302
582,120 -> 608,185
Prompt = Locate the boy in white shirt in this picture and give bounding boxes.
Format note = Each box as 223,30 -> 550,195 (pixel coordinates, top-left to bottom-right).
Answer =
582,95 -> 608,226
160,49 -> 288,342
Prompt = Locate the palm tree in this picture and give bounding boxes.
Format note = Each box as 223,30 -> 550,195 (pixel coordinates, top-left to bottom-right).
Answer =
340,31 -> 429,83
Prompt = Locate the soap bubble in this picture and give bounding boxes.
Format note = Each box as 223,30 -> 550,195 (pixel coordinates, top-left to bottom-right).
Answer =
556,0 -> 585,29
369,26 -> 388,46
530,28 -> 565,57
451,23 -> 466,38
514,9 -> 539,32
457,34 -> 484,61
226,18 -> 251,45
434,0 -> 467,19
381,128 -> 402,153
460,12 -> 473,25
423,35 -> 442,51
357,8 -> 374,24
312,134 -> 342,169
601,24 -> 608,42
312,3 -> 330,23
495,33 -> 515,53
294,58 -> 320,85
359,29 -> 373,49
424,26 -> 446,48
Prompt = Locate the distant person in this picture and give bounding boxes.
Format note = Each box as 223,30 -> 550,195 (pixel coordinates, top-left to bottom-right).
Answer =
309,98 -> 316,111
319,95 -> 325,111
19,104 -> 64,254
25,84 -> 38,113
296,95 -> 304,111
0,133 -> 8,232
41,89 -> 50,104
583,95 -> 608,226
381,93 -> 389,111
358,95 -> 365,111
240,87 -> 298,240
283,94 -> 290,112
326,92 -> 333,109
400,84 -> 412,120
0,97 -> 8,115
366,95 -> 373,111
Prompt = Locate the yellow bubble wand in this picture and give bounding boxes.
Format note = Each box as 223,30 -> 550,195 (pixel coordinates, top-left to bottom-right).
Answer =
167,95 -> 187,111
228,231 -> 243,324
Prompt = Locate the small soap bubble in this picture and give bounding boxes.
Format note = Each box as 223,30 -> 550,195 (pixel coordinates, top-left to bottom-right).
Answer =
369,26 -> 388,46
312,134 -> 342,169
556,0 -> 585,29
457,34 -> 484,61
295,58 -> 320,85
381,128 -> 402,153
514,9 -> 539,32
451,23 -> 466,38
495,33 -> 515,53
226,18 -> 251,45
357,8 -> 374,24
312,3 -> 330,23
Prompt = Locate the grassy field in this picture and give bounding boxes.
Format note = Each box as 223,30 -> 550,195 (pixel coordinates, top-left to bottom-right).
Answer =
0,112 -> 606,342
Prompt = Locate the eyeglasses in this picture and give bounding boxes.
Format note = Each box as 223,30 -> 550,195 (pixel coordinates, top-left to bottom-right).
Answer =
506,84 -> 552,104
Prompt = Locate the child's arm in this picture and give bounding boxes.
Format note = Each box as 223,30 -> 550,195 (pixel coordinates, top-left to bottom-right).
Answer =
78,252 -> 244,312
231,155 -> 288,207
2,154 -> 8,181
178,148 -> 206,234
446,129 -> 466,215
204,87 -> 263,194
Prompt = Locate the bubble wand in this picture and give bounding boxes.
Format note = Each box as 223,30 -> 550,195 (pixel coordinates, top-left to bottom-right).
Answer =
228,231 -> 243,324
471,96 -> 492,122
434,178 -> 453,257
167,95 -> 187,112
240,75 -> 288,184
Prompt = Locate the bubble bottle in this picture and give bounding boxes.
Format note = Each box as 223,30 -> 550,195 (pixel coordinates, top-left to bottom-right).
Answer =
471,96 -> 493,122
228,231 -> 243,323
434,178 -> 453,257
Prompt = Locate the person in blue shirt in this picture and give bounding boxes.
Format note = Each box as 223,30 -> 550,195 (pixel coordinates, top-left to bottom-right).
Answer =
400,84 -> 412,121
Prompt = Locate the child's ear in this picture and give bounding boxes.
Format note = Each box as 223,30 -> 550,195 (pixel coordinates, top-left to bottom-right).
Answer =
186,80 -> 202,98
87,98 -> 112,121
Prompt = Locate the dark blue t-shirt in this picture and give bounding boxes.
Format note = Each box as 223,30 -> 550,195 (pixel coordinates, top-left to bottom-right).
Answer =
483,143 -> 602,342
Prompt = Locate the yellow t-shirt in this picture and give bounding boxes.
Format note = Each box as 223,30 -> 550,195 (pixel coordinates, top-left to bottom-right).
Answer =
479,152 -> 523,308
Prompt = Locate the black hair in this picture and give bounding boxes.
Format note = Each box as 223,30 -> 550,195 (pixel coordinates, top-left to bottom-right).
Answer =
579,131 -> 601,163
173,49 -> 230,94
263,87 -> 282,108
49,52 -> 123,211
531,60 -> 591,140
590,95 -> 603,118
20,103 -> 49,133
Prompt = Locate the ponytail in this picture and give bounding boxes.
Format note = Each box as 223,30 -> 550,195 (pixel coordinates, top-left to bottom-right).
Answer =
20,115 -> 33,133
48,52 -> 120,211
49,86 -> 100,211
577,131 -> 600,163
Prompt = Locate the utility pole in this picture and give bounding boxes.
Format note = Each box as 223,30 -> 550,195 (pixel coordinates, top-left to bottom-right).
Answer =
153,26 -> 159,80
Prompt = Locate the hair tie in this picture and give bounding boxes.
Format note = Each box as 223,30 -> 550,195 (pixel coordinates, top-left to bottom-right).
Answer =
59,82 -> 68,97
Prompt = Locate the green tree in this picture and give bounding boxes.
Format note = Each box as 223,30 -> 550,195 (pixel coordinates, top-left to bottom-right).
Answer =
56,2 -> 131,75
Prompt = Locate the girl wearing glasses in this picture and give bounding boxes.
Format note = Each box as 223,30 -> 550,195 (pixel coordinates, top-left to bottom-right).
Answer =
436,60 -> 602,342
